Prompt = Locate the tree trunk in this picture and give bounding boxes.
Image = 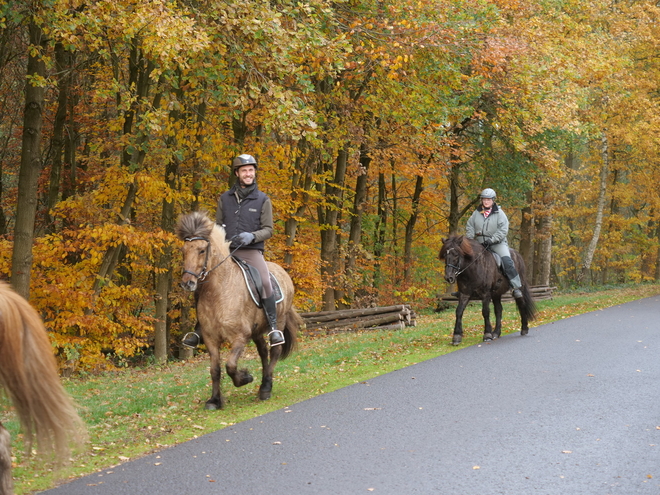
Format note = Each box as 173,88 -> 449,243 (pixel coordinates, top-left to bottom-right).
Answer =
579,133 -> 609,285
390,169 -> 400,285
448,142 -> 461,234
655,220 -> 660,282
320,147 -> 349,310
45,42 -> 72,234
403,175 -> 424,284
11,21 -> 46,299
519,189 -> 534,276
154,156 -> 177,363
344,143 -> 370,304
373,172 -> 387,289
537,213 -> 553,286
91,49 -> 158,296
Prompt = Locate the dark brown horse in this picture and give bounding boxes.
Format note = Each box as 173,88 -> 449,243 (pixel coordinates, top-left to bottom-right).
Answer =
176,211 -> 301,410
0,281 -> 86,495
439,235 -> 537,345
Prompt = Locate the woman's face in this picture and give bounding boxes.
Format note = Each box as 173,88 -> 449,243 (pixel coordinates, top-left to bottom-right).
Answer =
481,197 -> 494,209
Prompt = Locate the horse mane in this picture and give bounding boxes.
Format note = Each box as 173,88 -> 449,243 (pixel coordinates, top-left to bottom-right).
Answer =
440,235 -> 475,259
176,211 -> 214,240
176,211 -> 231,254
0,281 -> 86,459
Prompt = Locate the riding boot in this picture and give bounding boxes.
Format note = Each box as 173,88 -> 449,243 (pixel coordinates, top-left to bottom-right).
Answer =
262,295 -> 285,346
501,256 -> 523,299
182,322 -> 203,348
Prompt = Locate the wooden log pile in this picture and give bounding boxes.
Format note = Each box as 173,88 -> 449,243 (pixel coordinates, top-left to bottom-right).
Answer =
300,304 -> 416,334
438,285 -> 556,304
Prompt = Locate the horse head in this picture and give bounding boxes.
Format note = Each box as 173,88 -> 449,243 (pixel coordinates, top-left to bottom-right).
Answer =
176,212 -> 220,292
439,235 -> 474,284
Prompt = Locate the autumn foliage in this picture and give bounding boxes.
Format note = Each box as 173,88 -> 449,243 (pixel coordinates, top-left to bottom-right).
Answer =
0,0 -> 659,371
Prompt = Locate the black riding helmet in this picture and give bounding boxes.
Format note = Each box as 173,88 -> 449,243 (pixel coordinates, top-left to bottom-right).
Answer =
232,154 -> 258,172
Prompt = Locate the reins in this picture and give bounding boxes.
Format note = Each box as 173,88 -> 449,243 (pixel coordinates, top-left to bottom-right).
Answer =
445,244 -> 488,277
183,235 -> 242,283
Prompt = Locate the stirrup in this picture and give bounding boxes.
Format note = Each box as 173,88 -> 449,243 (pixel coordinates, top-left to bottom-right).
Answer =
182,331 -> 201,349
268,329 -> 285,347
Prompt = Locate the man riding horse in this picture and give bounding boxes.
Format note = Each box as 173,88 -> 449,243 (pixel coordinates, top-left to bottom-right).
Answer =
465,188 -> 523,300
183,154 -> 285,348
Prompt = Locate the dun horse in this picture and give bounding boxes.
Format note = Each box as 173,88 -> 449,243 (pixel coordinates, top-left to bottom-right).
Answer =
439,235 -> 537,345
0,281 -> 86,495
176,211 -> 301,410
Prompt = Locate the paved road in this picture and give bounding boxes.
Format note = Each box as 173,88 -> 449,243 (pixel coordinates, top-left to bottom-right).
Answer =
41,296 -> 659,495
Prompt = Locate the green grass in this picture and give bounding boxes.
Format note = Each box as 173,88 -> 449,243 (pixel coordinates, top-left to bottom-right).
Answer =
4,283 -> 660,494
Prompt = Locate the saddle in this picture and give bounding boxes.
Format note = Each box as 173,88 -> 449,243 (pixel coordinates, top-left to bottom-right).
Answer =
232,257 -> 284,308
489,251 -> 502,268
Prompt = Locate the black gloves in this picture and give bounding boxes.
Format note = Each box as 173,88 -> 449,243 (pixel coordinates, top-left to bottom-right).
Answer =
235,232 -> 255,246
482,239 -> 491,248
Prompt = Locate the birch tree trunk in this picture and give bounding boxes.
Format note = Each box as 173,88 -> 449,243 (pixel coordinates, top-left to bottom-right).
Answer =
578,133 -> 609,285
11,21 -> 46,299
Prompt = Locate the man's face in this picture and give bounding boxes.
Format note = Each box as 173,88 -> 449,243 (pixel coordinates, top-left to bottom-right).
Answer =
481,197 -> 494,209
236,165 -> 256,187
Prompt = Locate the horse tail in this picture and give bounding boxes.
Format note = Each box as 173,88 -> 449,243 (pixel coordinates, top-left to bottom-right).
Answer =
0,281 -> 87,459
280,306 -> 302,360
516,283 -> 538,322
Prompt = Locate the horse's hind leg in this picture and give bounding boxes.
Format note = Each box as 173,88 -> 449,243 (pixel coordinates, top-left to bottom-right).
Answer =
225,338 -> 254,388
0,423 -> 13,495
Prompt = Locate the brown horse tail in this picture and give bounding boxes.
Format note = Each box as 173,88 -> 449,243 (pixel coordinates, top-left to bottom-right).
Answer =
516,283 -> 538,322
0,281 -> 87,459
280,306 -> 302,360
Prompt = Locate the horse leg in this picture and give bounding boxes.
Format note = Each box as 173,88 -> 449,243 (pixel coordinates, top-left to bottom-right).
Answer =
493,296 -> 503,339
205,346 -> 225,410
253,334 -> 282,401
519,295 -> 530,336
225,338 -> 254,388
482,297 -> 494,341
0,423 -> 13,495
452,295 -> 470,345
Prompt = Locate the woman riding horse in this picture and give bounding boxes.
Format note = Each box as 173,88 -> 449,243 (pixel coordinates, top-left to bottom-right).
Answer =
465,188 -> 523,299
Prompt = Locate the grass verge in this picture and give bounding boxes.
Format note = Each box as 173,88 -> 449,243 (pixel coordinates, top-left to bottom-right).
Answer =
3,283 -> 659,494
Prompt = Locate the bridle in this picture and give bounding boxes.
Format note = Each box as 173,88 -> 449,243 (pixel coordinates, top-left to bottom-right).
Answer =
182,236 -> 241,283
444,245 -> 488,278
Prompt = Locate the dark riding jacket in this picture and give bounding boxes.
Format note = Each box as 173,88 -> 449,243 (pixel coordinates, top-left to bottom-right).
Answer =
216,184 -> 273,251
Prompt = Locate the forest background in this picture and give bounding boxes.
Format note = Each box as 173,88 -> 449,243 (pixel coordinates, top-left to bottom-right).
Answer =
1,0 -> 659,372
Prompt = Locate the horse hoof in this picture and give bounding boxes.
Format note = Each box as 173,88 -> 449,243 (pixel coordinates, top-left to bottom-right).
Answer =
205,401 -> 223,411
521,329 -> 529,336
483,333 -> 493,342
259,390 -> 271,401
452,337 -> 462,346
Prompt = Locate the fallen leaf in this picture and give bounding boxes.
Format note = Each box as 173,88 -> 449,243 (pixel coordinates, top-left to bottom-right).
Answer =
562,450 -> 572,454
473,466 -> 480,470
